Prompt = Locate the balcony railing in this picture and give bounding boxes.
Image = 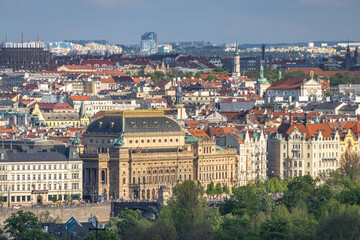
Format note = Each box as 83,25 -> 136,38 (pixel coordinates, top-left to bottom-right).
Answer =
322,156 -> 337,160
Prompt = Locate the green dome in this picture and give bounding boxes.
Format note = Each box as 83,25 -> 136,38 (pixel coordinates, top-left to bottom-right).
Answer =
257,65 -> 268,84
257,77 -> 268,84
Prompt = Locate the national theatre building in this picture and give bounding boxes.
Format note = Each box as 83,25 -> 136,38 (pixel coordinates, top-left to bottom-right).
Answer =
80,110 -> 237,201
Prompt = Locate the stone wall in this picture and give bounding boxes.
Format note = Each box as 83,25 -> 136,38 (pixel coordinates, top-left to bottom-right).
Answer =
0,204 -> 111,226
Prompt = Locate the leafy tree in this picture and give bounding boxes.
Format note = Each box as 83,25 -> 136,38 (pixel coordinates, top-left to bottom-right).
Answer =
291,217 -> 318,240
259,217 -> 291,240
83,230 -> 119,240
151,205 -> 177,240
272,204 -> 291,222
0,194 -> 4,208
324,91 -> 334,97
65,195 -> 73,203
212,67 -> 228,74
4,210 -> 56,240
308,184 -> 333,217
215,183 -> 223,197
168,180 -> 209,240
283,175 -> 316,209
317,204 -> 360,240
220,183 -> 273,217
206,182 -> 215,196
223,184 -> 230,195
340,152 -> 360,180
324,66 -> 342,71
51,195 -> 58,204
283,70 -> 307,80
206,75 -> 219,81
215,214 -> 257,240
116,209 -> 140,240
0,228 -> 7,240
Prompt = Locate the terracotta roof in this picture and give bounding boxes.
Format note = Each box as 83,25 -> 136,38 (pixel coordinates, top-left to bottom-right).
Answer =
91,111 -> 105,120
147,98 -> 168,104
209,126 -> 237,137
267,78 -> 304,90
199,74 -> 230,80
185,120 -> 200,129
94,70 -> 127,76
220,112 -> 245,119
100,77 -> 116,84
278,122 -> 334,140
188,129 -> 211,141
342,121 -> 360,137
63,65 -> 95,70
53,103 -> 74,110
70,96 -> 91,101
82,59 -> 111,66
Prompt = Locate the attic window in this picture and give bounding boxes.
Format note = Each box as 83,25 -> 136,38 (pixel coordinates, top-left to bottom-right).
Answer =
98,121 -> 103,127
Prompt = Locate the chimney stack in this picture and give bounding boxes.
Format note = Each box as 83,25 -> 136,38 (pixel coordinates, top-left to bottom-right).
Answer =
261,44 -> 265,61
290,112 -> 294,125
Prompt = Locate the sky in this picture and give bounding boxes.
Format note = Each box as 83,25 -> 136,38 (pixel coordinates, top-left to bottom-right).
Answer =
0,0 -> 359,45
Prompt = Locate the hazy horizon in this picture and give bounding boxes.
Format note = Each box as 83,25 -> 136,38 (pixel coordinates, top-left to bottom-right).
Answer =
1,0 -> 359,45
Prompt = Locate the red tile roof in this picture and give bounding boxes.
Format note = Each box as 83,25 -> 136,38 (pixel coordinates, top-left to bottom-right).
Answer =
278,122 -> 334,140
53,103 -> 74,110
267,78 -> 304,90
70,96 -> 91,101
199,74 -> 230,80
100,77 -> 116,84
91,111 -> 105,120
209,126 -> 237,137
188,129 -> 211,141
185,121 -> 200,129
63,65 -> 95,70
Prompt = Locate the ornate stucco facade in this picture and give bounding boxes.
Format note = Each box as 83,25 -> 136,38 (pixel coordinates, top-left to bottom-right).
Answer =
0,145 -> 83,207
268,118 -> 340,179
225,131 -> 267,186
80,110 -> 237,201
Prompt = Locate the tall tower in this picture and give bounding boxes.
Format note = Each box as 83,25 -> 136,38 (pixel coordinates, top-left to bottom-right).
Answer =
254,65 -> 270,98
232,43 -> 241,78
175,84 -> 186,120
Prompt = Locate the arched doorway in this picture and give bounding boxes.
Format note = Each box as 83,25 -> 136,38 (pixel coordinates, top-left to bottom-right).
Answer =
142,189 -> 145,200
146,189 -> 150,199
152,189 -> 156,199
37,195 -> 43,205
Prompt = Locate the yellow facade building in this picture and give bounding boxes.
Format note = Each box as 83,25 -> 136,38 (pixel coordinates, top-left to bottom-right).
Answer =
80,110 -> 237,201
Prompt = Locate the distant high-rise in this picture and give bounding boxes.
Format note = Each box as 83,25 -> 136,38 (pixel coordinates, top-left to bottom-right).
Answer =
0,41 -> 50,71
141,32 -> 157,42
140,32 -> 158,55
